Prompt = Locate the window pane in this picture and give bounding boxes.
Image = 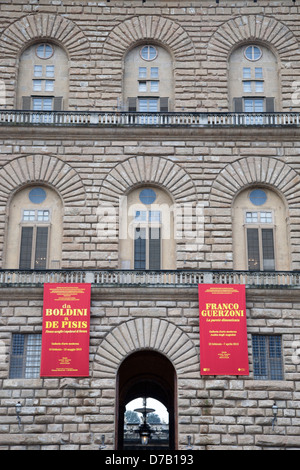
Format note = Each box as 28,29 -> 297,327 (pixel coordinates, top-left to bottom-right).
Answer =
43,98 -> 53,111
149,227 -> 161,270
243,81 -> 252,93
9,334 -> 25,379
246,211 -> 258,223
138,99 -> 158,123
244,98 -> 264,113
139,188 -> 157,205
29,187 -> 47,204
151,67 -> 159,78
19,227 -> 33,269
249,189 -> 267,206
255,81 -> 264,93
33,80 -> 42,91
260,211 -> 272,223
25,335 -> 42,378
269,336 -> 284,380
138,99 -> 148,112
247,228 -> 260,271
37,210 -> 50,222
45,80 -> 54,92
135,211 -> 147,222
245,45 -> 262,61
253,99 -> 264,112
150,81 -> 159,92
139,67 -> 147,78
46,65 -> 55,77
134,228 -> 146,269
149,211 -> 161,223
34,65 -> 43,77
34,227 -> 48,269
32,98 -> 42,111
37,44 -> 53,59
262,229 -> 275,271
141,45 -> 157,61
255,67 -> 263,79
9,334 -> 42,379
33,98 -> 53,111
252,335 -> 283,380
138,81 -> 147,92
252,335 -> 268,380
148,98 -> 158,112
23,210 -> 36,221
243,67 -> 251,79
244,99 -> 254,113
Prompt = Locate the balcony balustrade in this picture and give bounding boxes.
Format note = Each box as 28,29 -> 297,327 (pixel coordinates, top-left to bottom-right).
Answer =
0,269 -> 299,289
0,110 -> 299,127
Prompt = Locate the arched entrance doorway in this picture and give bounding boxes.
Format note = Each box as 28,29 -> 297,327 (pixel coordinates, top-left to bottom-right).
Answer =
116,351 -> 177,450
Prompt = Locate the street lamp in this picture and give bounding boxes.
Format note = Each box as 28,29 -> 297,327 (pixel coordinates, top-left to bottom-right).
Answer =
135,398 -> 155,446
272,402 -> 278,431
15,402 -> 22,429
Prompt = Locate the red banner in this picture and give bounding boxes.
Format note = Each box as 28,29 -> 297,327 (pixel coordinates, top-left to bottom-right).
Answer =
198,284 -> 249,376
40,283 -> 91,377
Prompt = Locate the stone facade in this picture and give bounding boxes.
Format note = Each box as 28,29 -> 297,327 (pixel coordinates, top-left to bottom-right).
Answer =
0,0 -> 299,450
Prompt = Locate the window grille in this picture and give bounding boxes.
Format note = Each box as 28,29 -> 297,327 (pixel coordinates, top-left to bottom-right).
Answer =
252,335 -> 283,380
9,334 -> 42,379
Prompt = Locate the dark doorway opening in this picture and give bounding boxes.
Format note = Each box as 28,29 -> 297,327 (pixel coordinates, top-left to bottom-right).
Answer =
116,351 -> 177,450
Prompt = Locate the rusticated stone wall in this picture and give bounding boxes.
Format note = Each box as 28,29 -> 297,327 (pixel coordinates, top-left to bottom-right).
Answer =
0,1 -> 299,111
0,0 -> 299,451
0,287 -> 300,449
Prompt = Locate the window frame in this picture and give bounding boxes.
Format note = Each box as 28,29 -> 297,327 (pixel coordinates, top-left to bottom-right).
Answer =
36,43 -> 54,60
140,45 -> 158,62
244,45 -> 263,62
245,210 -> 276,271
252,334 -> 284,380
9,333 -> 42,379
18,224 -> 50,270
133,209 -> 162,270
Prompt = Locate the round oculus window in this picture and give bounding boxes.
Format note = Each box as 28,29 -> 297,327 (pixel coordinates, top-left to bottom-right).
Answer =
244,45 -> 262,61
29,187 -> 47,204
139,188 -> 157,205
249,189 -> 267,206
36,44 -> 54,59
140,45 -> 157,61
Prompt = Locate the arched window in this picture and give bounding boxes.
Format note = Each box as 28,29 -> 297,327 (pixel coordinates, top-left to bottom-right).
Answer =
228,44 -> 280,113
17,42 -> 68,111
123,44 -> 173,114
232,187 -> 290,271
5,186 -> 63,270
119,187 -> 176,270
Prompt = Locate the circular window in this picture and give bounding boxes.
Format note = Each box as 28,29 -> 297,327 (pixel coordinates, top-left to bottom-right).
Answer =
139,188 -> 157,205
244,45 -> 262,61
36,44 -> 54,59
29,187 -> 47,204
249,189 -> 267,206
140,45 -> 157,61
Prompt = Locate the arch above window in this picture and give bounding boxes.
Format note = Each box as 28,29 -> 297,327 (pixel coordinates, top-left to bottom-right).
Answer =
0,155 -> 86,207
207,14 -> 299,61
209,157 -> 300,209
0,13 -> 91,60
102,15 -> 196,62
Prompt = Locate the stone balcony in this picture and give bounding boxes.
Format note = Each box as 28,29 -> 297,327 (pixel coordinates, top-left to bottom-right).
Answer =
0,269 -> 299,289
0,110 -> 299,128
